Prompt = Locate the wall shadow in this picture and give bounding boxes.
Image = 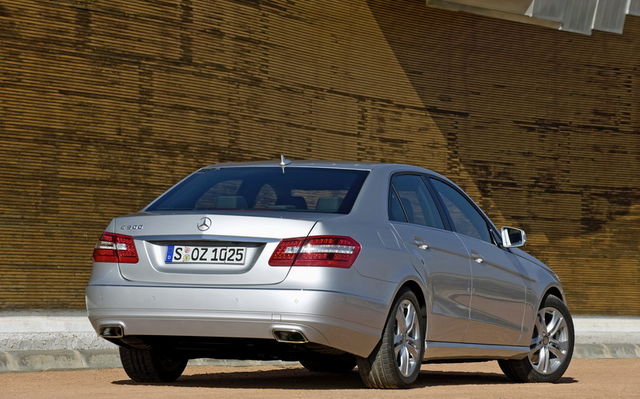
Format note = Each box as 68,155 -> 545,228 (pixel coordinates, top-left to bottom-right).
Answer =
366,0 -> 640,232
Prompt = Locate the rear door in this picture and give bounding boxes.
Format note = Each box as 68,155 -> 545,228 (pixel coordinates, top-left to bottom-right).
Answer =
429,178 -> 527,346
388,174 -> 472,343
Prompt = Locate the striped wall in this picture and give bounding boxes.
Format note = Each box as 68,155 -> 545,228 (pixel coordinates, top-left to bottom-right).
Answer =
0,0 -> 638,313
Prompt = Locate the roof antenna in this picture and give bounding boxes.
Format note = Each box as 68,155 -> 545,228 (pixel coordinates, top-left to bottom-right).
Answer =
279,154 -> 292,174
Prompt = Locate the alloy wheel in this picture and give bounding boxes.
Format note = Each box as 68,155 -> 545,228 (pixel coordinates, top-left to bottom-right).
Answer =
528,306 -> 569,375
393,299 -> 422,377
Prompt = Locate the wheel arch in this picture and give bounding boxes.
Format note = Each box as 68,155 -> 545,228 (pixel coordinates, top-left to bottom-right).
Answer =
539,284 -> 566,309
543,286 -> 564,302
521,284 -> 568,342
393,278 -> 428,317
396,280 -> 427,310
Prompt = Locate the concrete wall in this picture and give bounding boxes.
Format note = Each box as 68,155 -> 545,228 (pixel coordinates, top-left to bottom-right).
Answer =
0,0 -> 638,313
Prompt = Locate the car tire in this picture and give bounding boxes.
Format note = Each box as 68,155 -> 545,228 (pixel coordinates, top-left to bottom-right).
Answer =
119,346 -> 188,383
498,294 -> 574,383
299,353 -> 357,373
357,289 -> 425,388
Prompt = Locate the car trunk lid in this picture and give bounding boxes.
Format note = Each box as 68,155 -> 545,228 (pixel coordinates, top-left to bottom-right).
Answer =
114,212 -> 325,285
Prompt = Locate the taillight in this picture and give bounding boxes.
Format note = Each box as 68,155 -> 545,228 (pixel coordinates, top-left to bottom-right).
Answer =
92,232 -> 139,263
269,235 -> 360,268
268,238 -> 304,266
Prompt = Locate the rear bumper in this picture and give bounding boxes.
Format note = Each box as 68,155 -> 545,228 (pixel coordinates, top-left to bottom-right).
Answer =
86,284 -> 385,358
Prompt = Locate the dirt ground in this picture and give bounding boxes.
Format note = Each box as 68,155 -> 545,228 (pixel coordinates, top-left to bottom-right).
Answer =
1,358 -> 638,399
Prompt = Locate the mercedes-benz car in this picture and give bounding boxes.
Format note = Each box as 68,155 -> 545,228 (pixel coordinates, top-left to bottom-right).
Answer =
86,159 -> 574,388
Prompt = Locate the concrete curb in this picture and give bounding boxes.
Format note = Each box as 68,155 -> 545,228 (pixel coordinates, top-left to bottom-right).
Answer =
0,349 -> 296,373
1,344 -> 638,373
1,312 -> 639,373
573,343 -> 640,358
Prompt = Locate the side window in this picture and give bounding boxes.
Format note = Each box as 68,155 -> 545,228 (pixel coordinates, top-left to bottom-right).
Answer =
389,187 -> 407,222
430,179 -> 491,243
390,175 -> 445,229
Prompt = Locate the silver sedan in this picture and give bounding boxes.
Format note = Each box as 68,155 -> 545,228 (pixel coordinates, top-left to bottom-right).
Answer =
86,159 -> 574,388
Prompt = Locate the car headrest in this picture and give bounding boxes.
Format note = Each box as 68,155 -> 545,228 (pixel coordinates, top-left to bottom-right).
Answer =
316,197 -> 343,213
213,195 -> 248,209
276,196 -> 308,209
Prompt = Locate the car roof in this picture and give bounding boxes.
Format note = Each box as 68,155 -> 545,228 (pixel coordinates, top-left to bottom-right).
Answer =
202,159 -> 440,175
201,159 -> 455,185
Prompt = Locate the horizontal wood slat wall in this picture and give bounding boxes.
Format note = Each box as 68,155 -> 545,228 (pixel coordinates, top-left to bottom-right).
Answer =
0,0 -> 638,313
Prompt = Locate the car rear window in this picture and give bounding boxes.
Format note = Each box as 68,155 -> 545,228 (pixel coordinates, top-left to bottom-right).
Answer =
146,167 -> 369,214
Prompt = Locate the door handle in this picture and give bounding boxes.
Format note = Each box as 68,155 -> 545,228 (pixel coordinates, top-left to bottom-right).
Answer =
413,239 -> 430,250
470,251 -> 483,263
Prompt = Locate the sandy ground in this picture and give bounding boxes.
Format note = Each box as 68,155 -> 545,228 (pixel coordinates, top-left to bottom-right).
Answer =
1,358 -> 638,399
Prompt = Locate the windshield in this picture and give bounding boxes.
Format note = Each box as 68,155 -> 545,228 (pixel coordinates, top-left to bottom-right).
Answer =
146,167 -> 369,214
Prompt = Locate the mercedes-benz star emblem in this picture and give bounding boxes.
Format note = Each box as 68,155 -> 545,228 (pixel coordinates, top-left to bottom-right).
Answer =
197,217 -> 212,231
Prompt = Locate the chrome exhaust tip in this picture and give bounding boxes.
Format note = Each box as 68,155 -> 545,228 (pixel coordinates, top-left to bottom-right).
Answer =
272,329 -> 308,344
99,324 -> 124,339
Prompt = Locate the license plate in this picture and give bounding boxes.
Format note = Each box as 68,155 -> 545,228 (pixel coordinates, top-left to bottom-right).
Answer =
165,246 -> 246,264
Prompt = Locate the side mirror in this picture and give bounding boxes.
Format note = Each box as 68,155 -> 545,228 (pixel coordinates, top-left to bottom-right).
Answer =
501,226 -> 527,248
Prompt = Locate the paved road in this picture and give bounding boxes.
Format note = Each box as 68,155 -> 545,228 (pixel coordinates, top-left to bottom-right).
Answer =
1,358 -> 638,398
